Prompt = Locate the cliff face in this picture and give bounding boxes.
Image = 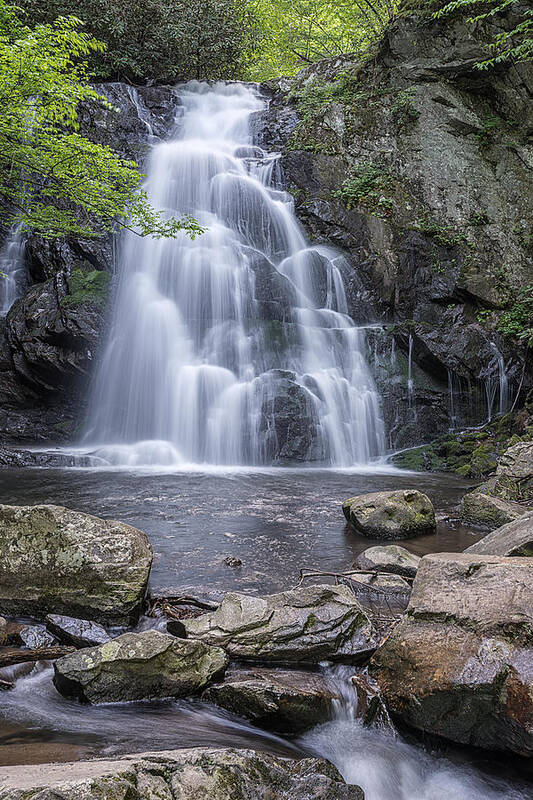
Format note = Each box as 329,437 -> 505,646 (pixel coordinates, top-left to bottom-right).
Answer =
260,10 -> 533,448
0,11 -> 531,452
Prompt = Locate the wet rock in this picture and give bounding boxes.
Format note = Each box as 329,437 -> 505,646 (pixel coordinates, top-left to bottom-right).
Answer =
0,504 -> 152,625
203,667 -> 336,734
53,630 -> 228,704
354,545 -> 420,579
351,673 -> 395,734
0,747 -> 363,800
149,585 -> 226,612
465,511 -> 533,557
343,490 -> 436,539
459,487 -> 526,529
493,441 -> 533,502
184,584 -> 379,665
45,614 -> 111,648
0,616 -> 7,646
223,556 -> 242,568
166,619 -> 188,638
18,625 -> 57,649
371,552 -> 533,756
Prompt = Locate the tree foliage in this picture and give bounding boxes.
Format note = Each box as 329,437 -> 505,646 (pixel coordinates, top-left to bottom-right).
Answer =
247,0 -> 398,78
0,2 -> 202,238
18,0 -> 258,82
435,0 -> 533,68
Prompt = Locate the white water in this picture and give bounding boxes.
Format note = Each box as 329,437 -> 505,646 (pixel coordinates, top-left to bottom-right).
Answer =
84,82 -> 384,467
0,226 -> 26,315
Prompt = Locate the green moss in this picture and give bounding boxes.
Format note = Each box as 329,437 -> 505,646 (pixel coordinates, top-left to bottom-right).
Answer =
62,268 -> 110,308
409,215 -> 468,248
333,161 -> 396,218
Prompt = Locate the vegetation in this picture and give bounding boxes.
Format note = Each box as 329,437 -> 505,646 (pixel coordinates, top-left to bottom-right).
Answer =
333,162 -> 396,217
498,286 -> 533,347
62,268 -> 110,307
0,2 -> 201,239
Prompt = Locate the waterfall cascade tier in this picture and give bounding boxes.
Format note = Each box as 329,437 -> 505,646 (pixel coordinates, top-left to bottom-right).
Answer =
0,227 -> 26,315
84,82 -> 385,467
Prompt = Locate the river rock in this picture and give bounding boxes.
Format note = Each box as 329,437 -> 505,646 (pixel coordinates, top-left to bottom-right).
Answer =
465,511 -> 533,557
354,545 -> 420,579
203,667 -> 336,733
53,630 -> 228,704
0,504 -> 152,625
371,552 -> 533,755
460,486 -> 526,529
493,440 -> 533,502
18,625 -> 57,649
0,747 -> 363,800
0,617 -> 7,646
46,614 -> 111,648
184,584 -> 379,664
343,490 -> 436,539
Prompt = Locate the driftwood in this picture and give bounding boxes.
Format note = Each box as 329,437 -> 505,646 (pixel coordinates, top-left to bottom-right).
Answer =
0,645 -> 74,668
0,679 -> 14,690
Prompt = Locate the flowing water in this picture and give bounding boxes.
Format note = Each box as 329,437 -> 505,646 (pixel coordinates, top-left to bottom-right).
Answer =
0,227 -> 26,315
83,81 -> 384,467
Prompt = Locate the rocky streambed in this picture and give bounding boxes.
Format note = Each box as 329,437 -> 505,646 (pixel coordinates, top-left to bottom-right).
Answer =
0,449 -> 532,799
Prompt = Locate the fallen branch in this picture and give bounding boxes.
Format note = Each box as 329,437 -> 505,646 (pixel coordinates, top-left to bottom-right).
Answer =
0,645 -> 74,668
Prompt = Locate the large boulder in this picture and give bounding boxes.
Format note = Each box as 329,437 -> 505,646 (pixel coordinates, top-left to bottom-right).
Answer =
371,552 -> 533,755
343,490 -> 436,539
459,488 -> 526,529
0,747 -> 363,800
493,441 -> 533,502
203,667 -> 336,734
0,504 -> 152,625
354,544 -> 420,579
53,630 -> 228,704
465,511 -> 533,557
184,584 -> 379,664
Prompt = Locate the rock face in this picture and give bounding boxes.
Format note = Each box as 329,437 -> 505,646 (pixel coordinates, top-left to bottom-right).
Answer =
459,487 -> 526,529
184,585 -> 379,664
354,544 -> 420,578
0,504 -> 152,625
261,10 -> 533,448
46,614 -> 111,648
53,630 -> 228,704
493,441 -> 533,502
465,511 -> 533,557
343,490 -> 436,539
203,667 -> 336,733
0,747 -> 363,800
371,552 -> 533,755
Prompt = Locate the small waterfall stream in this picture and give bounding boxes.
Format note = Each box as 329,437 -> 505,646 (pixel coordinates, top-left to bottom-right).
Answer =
0,226 -> 26,315
84,81 -> 384,467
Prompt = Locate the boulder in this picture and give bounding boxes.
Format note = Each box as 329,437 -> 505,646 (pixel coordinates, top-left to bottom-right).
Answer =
0,504 -> 152,625
0,747 -> 363,800
371,552 -> 533,756
493,441 -> 533,502
53,630 -> 228,704
354,545 -> 420,579
343,490 -> 436,539
18,625 -> 57,649
184,584 -> 379,665
0,616 -> 7,646
460,488 -> 526,529
465,511 -> 533,557
46,614 -> 111,648
203,667 -> 336,733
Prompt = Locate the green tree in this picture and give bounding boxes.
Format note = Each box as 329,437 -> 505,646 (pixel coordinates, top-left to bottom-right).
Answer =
0,2 -> 201,239
18,0 -> 258,82
435,0 -> 532,68
248,0 -> 397,79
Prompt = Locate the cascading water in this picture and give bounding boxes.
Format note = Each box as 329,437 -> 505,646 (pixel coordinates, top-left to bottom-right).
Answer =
0,226 -> 26,315
84,82 -> 384,467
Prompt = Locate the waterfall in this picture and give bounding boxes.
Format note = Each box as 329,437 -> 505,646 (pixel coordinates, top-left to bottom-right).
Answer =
484,343 -> 509,422
84,81 -> 385,467
0,226 -> 26,315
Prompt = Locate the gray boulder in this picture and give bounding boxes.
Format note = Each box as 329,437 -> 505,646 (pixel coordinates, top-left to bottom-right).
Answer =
460,487 -> 526,529
18,625 -> 57,649
0,504 -> 152,625
465,511 -> 533,557
184,584 -> 379,664
0,616 -> 6,646
343,490 -> 436,539
203,667 -> 336,733
0,747 -> 363,800
354,545 -> 420,579
371,552 -> 533,756
53,630 -> 228,704
46,614 -> 111,648
493,441 -> 533,503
